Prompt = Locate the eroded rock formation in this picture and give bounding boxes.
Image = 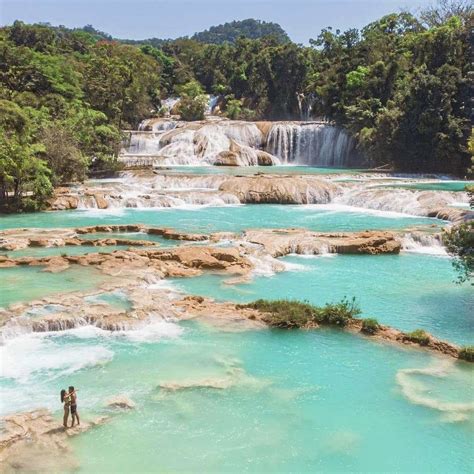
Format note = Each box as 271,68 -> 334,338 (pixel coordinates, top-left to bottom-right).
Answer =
0,409 -> 109,472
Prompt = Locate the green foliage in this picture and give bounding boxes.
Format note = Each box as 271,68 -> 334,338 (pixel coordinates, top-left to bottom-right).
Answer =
405,329 -> 431,346
361,318 -> 380,335
346,66 -> 369,89
443,221 -> 473,284
0,129 -> 53,211
224,97 -> 256,120
458,346 -> 474,362
0,22 -> 156,210
242,297 -> 361,328
176,95 -> 207,121
175,80 -> 204,99
191,19 -> 290,45
0,5 -> 472,212
306,9 -> 471,174
40,126 -> 88,184
175,81 -> 207,121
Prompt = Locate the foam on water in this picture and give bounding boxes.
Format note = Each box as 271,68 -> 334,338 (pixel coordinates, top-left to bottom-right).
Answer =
396,361 -> 474,420
0,333 -> 113,383
401,233 -> 448,256
297,203 -> 425,219
60,319 -> 184,343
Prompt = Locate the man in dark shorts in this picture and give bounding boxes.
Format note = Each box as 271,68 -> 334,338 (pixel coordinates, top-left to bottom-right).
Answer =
69,386 -> 80,427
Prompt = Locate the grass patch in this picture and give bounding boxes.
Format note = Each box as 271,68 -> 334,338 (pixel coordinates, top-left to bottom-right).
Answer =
405,329 -> 430,346
361,318 -> 380,335
241,297 -> 361,329
459,346 -> 474,362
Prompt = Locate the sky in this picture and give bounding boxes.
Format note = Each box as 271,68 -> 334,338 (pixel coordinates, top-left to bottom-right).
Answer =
0,0 -> 434,44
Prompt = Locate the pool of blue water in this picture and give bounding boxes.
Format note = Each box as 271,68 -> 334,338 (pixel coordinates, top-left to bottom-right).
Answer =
0,205 -> 444,233
173,253 -> 474,345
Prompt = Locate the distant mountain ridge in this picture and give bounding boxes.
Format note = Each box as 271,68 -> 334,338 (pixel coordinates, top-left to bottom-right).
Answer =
69,19 -> 290,46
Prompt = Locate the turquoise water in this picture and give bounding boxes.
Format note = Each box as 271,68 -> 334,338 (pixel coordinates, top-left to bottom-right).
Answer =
78,231 -> 179,246
0,205 -> 443,233
84,290 -> 133,311
173,253 -> 474,345
1,171 -> 472,473
0,265 -> 111,308
1,322 -> 472,472
373,181 -> 474,192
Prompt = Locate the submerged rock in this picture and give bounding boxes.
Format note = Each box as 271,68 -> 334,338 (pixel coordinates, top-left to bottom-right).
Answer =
106,395 -> 136,410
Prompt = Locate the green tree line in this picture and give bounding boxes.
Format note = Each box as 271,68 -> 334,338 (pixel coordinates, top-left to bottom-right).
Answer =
0,1 -> 472,211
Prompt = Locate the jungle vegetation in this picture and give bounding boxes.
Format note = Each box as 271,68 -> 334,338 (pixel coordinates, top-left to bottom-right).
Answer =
0,1 -> 472,210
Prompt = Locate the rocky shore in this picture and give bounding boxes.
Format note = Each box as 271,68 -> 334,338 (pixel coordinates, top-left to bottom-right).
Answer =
0,409 -> 109,472
0,283 -> 466,361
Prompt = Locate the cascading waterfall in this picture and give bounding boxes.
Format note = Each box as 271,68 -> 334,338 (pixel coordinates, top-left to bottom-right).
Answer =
121,120 -> 278,166
124,119 -> 178,157
121,118 -> 364,167
266,122 -> 360,167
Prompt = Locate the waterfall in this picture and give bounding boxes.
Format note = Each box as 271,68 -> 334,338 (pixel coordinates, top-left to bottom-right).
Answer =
160,95 -> 219,117
401,232 -> 446,255
123,119 -> 178,156
121,120 -> 280,166
161,98 -> 180,116
121,119 -> 363,168
296,93 -> 317,121
266,123 -> 360,167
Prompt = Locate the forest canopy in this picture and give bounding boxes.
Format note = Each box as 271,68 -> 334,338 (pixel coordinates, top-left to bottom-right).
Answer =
0,1 -> 472,211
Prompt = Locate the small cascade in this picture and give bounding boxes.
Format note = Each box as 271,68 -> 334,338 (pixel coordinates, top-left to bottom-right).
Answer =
401,232 -> 446,255
160,95 -> 219,117
207,95 -> 219,115
123,119 -> 178,157
266,123 -> 361,167
74,173 -> 240,209
335,186 -> 468,217
296,93 -> 317,120
161,97 -> 180,116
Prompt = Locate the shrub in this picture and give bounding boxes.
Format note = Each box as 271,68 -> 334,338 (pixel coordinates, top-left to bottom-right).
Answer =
317,297 -> 361,326
405,329 -> 430,346
243,299 -> 317,328
175,80 -> 208,121
242,297 -> 360,329
177,95 -> 207,121
459,346 -> 474,362
361,318 -> 380,335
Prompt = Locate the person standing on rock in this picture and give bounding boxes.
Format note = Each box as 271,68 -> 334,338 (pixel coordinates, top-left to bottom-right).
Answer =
60,388 -> 70,428
69,386 -> 80,427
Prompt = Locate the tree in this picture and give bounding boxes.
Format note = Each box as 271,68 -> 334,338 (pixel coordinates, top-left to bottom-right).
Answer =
83,42 -> 160,128
420,0 -> 473,27
175,80 -> 208,121
0,109 -> 53,211
40,126 -> 88,184
443,220 -> 474,284
191,19 -> 290,45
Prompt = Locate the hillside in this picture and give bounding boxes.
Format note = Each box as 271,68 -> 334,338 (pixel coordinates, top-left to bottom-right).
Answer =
191,19 -> 290,44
